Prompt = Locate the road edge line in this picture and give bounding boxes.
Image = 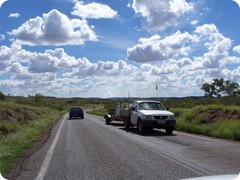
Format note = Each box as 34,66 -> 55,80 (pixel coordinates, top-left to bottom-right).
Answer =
34,114 -> 67,180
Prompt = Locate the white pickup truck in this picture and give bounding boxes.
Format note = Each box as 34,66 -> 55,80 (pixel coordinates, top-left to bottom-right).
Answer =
122,100 -> 176,134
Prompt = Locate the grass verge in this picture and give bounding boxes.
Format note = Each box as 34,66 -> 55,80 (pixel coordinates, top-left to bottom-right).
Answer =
88,107 -> 106,116
172,105 -> 240,141
0,102 -> 63,177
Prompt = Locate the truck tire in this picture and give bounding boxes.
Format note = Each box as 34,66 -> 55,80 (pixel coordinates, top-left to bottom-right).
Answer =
137,119 -> 145,134
106,117 -> 110,125
165,127 -> 173,134
124,118 -> 131,129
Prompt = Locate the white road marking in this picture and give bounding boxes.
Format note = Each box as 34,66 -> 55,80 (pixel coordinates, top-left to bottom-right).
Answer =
34,114 -> 67,180
175,131 -> 240,147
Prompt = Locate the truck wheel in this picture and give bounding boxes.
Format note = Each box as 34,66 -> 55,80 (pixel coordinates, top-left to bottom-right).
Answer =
106,118 -> 110,125
124,118 -> 130,129
137,119 -> 145,134
165,128 -> 173,134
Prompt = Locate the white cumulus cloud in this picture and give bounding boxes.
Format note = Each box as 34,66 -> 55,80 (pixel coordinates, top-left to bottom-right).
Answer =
9,62 -> 27,74
131,0 -> 193,31
71,1 -> 117,19
9,9 -> 97,46
127,31 -> 196,62
9,13 -> 20,18
233,45 -> 240,54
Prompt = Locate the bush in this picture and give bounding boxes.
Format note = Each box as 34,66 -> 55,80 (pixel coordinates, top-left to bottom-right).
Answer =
0,92 -> 6,100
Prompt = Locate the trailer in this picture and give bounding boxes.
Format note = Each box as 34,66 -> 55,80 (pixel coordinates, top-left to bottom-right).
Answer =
104,103 -> 131,124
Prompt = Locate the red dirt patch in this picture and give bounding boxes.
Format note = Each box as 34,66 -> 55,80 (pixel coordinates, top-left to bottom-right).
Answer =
200,109 -> 240,124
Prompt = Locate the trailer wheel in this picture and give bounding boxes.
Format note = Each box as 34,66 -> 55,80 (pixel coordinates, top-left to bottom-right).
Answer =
124,118 -> 131,129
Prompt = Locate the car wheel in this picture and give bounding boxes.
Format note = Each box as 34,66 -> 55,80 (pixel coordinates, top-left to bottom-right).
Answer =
165,128 -> 173,134
137,119 -> 145,134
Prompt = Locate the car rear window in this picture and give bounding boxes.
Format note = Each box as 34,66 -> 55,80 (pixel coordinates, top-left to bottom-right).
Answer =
71,108 -> 82,112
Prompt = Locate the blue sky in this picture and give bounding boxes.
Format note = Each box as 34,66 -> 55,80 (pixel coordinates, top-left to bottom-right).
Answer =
0,0 -> 240,98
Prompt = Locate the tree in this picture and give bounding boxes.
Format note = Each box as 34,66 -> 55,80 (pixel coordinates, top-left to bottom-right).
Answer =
34,93 -> 43,103
224,80 -> 240,96
201,82 -> 216,97
201,78 -> 240,97
0,91 -> 6,100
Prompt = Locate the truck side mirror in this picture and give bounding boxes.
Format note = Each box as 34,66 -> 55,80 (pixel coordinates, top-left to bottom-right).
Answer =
131,106 -> 136,111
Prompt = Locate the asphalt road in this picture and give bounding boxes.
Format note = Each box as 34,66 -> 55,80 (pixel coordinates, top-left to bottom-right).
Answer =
16,113 -> 240,180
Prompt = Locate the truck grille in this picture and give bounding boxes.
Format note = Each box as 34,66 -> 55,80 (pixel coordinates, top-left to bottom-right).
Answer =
154,116 -> 168,120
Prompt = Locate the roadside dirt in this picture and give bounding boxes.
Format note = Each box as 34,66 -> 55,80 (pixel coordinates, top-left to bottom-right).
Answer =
200,109 -> 240,124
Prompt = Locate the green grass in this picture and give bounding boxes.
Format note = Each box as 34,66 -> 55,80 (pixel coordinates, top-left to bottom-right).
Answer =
174,105 -> 240,141
0,102 -> 63,177
211,120 -> 240,140
88,107 -> 106,116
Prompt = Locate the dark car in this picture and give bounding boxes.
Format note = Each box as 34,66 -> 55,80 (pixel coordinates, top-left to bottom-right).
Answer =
69,108 -> 84,119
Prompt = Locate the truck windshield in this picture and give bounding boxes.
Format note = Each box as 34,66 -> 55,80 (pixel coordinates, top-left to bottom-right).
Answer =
138,102 -> 165,110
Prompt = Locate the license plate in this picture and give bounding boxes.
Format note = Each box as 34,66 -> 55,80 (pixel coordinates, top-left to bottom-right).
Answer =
158,120 -> 166,124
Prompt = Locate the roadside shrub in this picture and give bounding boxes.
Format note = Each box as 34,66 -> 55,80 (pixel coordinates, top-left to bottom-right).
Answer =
211,120 -> 240,141
104,101 -> 117,110
170,108 -> 183,118
0,121 -> 20,136
0,92 -> 6,101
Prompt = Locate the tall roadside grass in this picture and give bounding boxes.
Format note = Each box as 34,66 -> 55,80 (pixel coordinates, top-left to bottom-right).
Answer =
0,102 -> 63,177
88,107 -> 106,116
172,105 -> 240,141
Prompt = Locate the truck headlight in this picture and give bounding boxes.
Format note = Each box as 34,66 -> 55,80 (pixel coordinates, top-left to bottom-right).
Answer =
169,115 -> 175,120
143,115 -> 153,120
